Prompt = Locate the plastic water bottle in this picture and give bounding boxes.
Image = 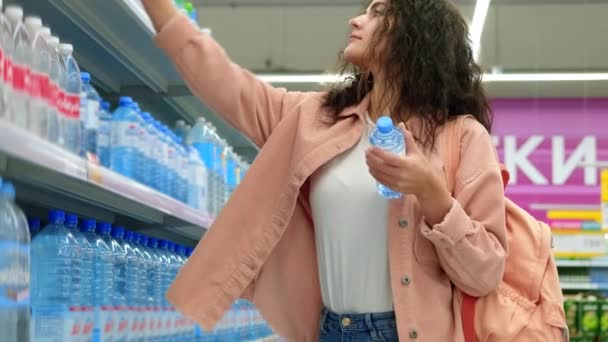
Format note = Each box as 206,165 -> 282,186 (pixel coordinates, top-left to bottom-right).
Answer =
24,16 -> 51,139
31,210 -> 78,341
0,0 -> 12,120
177,138 -> 189,202
118,230 -> 139,341
173,120 -> 186,141
157,240 -> 173,339
81,220 -> 115,342
27,217 -> 41,238
187,146 -> 209,214
111,97 -> 139,179
189,118 -> 216,216
45,35 -> 62,145
130,232 -> 147,341
66,214 -> 94,342
97,101 -> 112,168
369,116 -> 405,199
105,225 -> 128,342
80,72 -> 100,157
144,237 -> 162,340
5,5 -> 32,129
58,43 -> 82,154
0,181 -> 30,342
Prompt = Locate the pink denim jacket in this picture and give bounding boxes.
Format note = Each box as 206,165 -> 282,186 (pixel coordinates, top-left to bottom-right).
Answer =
157,13 -> 508,341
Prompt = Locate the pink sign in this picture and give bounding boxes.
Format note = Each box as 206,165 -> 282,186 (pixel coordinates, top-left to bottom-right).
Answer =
491,98 -> 608,221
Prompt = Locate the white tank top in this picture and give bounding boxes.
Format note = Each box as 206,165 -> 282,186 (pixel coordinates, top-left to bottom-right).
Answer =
310,113 -> 393,314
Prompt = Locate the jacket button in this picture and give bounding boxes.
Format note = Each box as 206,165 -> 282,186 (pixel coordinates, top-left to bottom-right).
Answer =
398,219 -> 408,228
401,275 -> 411,286
409,329 -> 418,339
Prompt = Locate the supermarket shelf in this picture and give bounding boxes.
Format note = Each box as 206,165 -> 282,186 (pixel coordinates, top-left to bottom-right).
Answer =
18,0 -> 258,162
560,282 -> 608,291
0,122 -> 212,245
557,259 -> 608,268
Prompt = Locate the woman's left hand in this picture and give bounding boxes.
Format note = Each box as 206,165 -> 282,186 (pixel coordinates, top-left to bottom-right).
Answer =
365,122 -> 442,197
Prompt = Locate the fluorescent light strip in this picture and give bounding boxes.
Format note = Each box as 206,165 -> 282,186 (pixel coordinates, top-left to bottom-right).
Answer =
257,73 -> 608,84
470,0 -> 491,61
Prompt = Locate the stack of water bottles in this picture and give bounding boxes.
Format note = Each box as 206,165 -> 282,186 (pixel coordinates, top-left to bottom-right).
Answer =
0,2 -> 250,216
29,209 -> 274,341
0,177 -> 30,342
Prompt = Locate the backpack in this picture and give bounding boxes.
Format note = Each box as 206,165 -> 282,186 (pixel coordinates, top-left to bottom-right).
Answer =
442,116 -> 569,342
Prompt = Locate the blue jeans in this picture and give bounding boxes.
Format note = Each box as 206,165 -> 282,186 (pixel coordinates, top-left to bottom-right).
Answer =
318,308 -> 399,342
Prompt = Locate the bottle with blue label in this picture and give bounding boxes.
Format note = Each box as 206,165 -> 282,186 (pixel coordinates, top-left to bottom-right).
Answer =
31,209 -> 78,341
97,101 -> 112,168
369,116 -> 406,199
110,97 -> 138,180
0,180 -> 30,342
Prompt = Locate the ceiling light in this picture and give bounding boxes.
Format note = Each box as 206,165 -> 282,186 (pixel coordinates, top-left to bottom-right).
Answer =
470,0 -> 491,61
257,72 -> 608,84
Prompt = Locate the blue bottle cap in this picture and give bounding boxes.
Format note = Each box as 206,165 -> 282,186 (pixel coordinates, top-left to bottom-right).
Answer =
139,235 -> 149,246
1,182 -> 15,200
28,217 -> 41,229
377,116 -> 394,134
80,72 -> 91,83
158,240 -> 169,250
124,230 -> 134,242
119,96 -> 132,106
101,101 -> 110,111
96,222 -> 112,235
111,226 -> 125,239
148,237 -> 158,248
178,245 -> 186,256
132,232 -> 141,243
65,213 -> 79,227
81,219 -> 97,232
48,209 -> 65,224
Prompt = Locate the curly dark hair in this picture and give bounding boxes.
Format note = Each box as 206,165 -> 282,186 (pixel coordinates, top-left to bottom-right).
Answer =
323,0 -> 492,148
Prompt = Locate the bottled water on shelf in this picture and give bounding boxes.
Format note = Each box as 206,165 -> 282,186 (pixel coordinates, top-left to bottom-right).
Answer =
45,35 -> 62,145
80,72 -> 100,157
97,101 -> 112,168
5,5 -> 32,129
0,180 -> 30,342
31,209 -> 79,341
0,0 -> 11,120
58,43 -> 82,154
106,225 -> 129,342
81,220 -> 114,342
24,16 -> 50,139
110,97 -> 138,180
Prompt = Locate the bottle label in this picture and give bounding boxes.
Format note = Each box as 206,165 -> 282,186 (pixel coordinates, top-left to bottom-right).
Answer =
115,306 -> 129,334
0,49 -> 4,86
57,89 -> 67,117
0,240 -> 30,309
111,121 -> 138,147
93,305 -> 115,341
31,305 -> 69,339
81,307 -> 94,337
3,56 -> 12,85
49,81 -> 60,110
11,62 -> 31,93
69,306 -> 83,338
29,71 -> 49,99
66,94 -> 80,119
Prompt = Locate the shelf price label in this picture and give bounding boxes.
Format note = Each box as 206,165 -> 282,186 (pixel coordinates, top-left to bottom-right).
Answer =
553,230 -> 607,258
87,161 -> 103,185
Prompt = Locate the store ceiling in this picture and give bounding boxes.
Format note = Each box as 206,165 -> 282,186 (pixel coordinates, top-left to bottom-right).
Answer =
188,0 -> 608,98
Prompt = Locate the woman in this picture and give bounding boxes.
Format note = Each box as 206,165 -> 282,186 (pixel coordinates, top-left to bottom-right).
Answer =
143,0 -> 507,340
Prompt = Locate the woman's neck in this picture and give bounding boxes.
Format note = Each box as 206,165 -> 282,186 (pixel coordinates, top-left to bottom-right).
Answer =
368,77 -> 394,123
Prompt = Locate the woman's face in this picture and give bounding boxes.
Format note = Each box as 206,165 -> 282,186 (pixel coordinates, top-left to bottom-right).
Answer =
344,0 -> 389,70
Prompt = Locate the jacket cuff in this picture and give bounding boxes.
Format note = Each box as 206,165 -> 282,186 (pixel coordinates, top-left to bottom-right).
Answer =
421,199 -> 474,249
154,12 -> 202,58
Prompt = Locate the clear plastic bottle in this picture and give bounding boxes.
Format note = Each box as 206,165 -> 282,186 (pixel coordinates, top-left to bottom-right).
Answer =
45,36 -> 61,144
97,101 -> 112,168
110,97 -> 139,179
157,240 -> 172,340
66,214 -> 94,342
144,237 -> 162,340
0,0 -> 12,120
24,16 -> 50,139
4,5 -> 31,129
132,233 -> 148,341
31,210 -> 79,341
187,146 -> 209,214
106,225 -> 129,342
118,230 -> 139,341
0,180 -> 30,342
82,220 -> 115,342
188,118 -> 215,216
58,43 -> 82,154
369,116 -> 406,199
80,72 -> 100,157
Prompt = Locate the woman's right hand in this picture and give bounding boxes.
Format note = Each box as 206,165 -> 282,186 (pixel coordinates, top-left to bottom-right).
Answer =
141,0 -> 179,33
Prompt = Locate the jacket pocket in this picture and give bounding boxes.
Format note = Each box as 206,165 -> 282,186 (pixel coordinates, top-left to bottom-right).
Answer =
413,225 -> 440,266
